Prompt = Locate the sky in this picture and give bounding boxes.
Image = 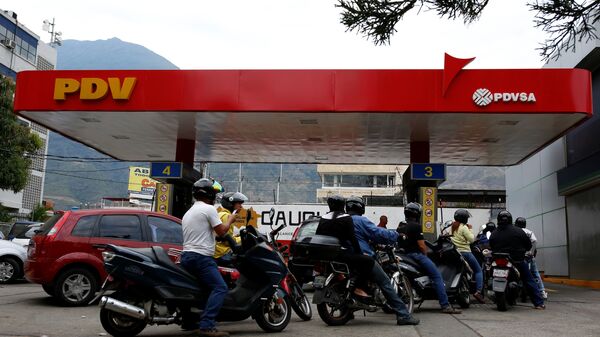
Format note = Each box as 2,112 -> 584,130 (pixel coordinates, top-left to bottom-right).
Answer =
2,0 -> 547,70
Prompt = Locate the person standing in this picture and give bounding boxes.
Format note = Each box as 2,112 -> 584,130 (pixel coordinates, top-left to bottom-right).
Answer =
378,215 -> 388,228
180,179 -> 239,337
515,217 -> 547,300
450,209 -> 485,303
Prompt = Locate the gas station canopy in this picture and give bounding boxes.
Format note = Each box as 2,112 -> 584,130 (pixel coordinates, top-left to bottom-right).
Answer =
13,66 -> 592,165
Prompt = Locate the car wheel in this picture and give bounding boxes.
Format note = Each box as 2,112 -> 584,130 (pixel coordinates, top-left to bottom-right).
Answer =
54,268 -> 98,306
0,257 -> 21,284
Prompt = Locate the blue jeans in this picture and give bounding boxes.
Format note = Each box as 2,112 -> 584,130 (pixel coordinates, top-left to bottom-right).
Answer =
461,252 -> 483,293
527,257 -> 545,293
371,262 -> 412,319
515,261 -> 544,307
180,252 -> 228,330
407,252 -> 449,308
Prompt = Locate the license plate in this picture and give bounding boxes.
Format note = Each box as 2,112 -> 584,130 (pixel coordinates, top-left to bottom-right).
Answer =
313,276 -> 326,289
493,269 -> 509,278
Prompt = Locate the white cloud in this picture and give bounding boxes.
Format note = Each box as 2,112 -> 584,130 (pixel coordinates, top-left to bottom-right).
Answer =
4,0 -> 546,69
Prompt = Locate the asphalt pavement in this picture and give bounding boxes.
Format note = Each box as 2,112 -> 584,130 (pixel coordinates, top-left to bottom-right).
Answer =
1,282 -> 599,337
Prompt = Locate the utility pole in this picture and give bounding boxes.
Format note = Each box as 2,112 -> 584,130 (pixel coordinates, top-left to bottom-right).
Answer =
276,163 -> 282,204
42,18 -> 62,47
238,163 -> 243,193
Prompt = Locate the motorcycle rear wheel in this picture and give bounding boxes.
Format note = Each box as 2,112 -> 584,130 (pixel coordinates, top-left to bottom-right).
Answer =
456,277 -> 471,309
99,292 -> 147,337
495,291 -> 508,311
316,302 -> 353,326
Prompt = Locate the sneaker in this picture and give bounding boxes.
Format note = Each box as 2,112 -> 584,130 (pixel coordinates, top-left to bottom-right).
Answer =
197,328 -> 230,337
542,291 -> 548,300
397,316 -> 420,325
534,304 -> 546,310
473,292 -> 485,304
441,306 -> 462,314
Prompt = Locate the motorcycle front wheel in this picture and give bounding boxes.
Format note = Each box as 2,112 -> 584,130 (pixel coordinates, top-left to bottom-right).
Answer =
254,292 -> 292,332
287,276 -> 312,321
384,274 -> 414,314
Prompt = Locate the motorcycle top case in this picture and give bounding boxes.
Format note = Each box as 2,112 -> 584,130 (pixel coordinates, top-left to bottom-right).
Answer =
292,235 -> 342,261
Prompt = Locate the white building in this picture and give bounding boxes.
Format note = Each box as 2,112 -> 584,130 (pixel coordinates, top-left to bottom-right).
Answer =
0,9 -> 56,217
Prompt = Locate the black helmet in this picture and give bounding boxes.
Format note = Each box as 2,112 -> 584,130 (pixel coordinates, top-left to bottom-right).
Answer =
515,217 -> 526,228
404,202 -> 422,220
497,210 -> 513,226
454,209 -> 471,224
327,195 -> 346,212
192,178 -> 222,202
346,196 -> 365,215
220,192 -> 248,212
483,221 -> 496,233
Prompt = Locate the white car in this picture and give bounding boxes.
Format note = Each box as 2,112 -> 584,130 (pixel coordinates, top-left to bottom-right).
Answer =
0,240 -> 27,283
6,222 -> 42,248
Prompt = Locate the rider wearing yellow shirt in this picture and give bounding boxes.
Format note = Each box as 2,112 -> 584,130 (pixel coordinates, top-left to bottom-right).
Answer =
214,192 -> 248,265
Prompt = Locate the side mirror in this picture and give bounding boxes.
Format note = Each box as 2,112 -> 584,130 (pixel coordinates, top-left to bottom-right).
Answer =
269,207 -> 275,222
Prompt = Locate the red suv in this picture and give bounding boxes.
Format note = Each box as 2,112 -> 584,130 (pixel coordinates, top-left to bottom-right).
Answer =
25,209 -> 183,306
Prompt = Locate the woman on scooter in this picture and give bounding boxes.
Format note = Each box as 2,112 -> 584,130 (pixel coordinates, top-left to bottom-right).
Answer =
450,209 -> 485,303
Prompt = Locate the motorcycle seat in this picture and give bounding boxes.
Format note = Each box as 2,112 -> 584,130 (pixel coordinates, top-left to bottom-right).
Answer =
151,246 -> 197,281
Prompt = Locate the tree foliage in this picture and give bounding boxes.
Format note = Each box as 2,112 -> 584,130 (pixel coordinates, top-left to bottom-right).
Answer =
31,203 -> 51,222
0,76 -> 43,193
337,0 -> 600,60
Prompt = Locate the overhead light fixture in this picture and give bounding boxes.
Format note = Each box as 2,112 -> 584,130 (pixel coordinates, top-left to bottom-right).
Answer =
307,137 -> 323,142
498,120 -> 519,126
300,119 -> 318,125
481,138 -> 499,143
463,157 -> 478,162
315,156 -> 328,161
111,135 -> 130,140
147,154 -> 163,158
80,117 -> 100,123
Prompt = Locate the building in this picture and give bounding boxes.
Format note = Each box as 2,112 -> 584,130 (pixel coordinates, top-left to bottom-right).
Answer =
0,9 -> 56,218
316,164 -> 406,204
506,23 -> 600,280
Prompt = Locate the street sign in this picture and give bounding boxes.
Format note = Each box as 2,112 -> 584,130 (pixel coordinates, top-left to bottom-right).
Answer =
420,186 -> 437,234
150,162 -> 183,179
411,163 -> 446,180
154,183 -> 173,215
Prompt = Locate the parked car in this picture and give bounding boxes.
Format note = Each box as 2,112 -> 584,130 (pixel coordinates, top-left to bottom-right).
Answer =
0,239 -> 27,283
25,209 -> 183,306
6,221 -> 43,248
288,216 -> 320,286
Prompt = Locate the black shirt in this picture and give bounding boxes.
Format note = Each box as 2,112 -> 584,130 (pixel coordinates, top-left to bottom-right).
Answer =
316,212 -> 362,254
401,219 -> 424,254
489,224 -> 532,262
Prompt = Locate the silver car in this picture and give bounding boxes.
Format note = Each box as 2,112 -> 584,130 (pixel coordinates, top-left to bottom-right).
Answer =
0,239 -> 27,283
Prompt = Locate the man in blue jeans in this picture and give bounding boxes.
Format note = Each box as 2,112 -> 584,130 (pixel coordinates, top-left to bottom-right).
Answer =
401,202 -> 461,314
346,196 -> 419,325
180,179 -> 239,337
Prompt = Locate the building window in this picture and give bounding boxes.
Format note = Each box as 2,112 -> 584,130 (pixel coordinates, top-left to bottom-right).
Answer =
0,23 -> 38,65
322,174 -> 396,188
22,174 -> 43,211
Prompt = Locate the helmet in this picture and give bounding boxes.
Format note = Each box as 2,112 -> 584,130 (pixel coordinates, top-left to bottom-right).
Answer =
346,196 -> 365,215
192,178 -> 223,202
454,209 -> 471,224
497,210 -> 513,226
220,192 -> 248,212
404,202 -> 422,220
327,195 -> 346,212
515,217 -> 526,228
483,221 -> 496,233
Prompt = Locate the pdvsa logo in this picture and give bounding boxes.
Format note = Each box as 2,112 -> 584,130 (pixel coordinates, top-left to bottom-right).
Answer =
54,77 -> 137,101
472,88 -> 536,107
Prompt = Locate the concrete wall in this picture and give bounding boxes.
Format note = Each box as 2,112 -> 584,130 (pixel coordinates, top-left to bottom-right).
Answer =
506,138 -> 568,276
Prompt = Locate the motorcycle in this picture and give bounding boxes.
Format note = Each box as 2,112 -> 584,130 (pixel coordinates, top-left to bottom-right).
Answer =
373,244 -> 415,315
96,227 -> 292,337
396,233 -> 473,309
489,252 -> 522,311
294,235 -> 413,326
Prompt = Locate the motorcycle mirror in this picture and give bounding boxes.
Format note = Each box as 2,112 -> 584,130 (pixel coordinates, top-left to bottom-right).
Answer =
269,207 -> 275,221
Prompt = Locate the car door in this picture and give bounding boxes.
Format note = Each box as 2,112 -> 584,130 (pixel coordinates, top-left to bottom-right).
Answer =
89,214 -> 149,260
145,215 -> 183,262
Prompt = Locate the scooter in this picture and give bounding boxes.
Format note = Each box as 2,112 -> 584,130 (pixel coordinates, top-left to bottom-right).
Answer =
489,252 -> 522,311
396,233 -> 473,309
96,227 -> 292,337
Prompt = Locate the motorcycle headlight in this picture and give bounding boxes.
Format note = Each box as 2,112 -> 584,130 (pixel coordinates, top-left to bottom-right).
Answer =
102,251 -> 115,262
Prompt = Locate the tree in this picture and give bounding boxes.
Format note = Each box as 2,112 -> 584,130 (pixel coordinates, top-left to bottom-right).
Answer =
337,0 -> 600,60
0,203 -> 13,222
0,76 -> 42,193
31,203 -> 51,222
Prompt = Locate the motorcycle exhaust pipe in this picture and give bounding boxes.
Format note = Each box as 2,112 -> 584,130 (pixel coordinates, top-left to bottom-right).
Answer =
99,296 -> 146,320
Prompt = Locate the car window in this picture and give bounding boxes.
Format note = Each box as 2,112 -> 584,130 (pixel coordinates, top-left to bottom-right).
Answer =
148,216 -> 182,244
39,213 -> 66,235
71,216 -> 98,237
9,223 -> 35,239
297,219 -> 319,239
98,215 -> 142,241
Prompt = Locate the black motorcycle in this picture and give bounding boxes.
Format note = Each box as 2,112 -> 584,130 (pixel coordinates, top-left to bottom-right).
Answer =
489,252 -> 522,311
293,235 -> 413,326
96,227 -> 292,337
396,234 -> 473,309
